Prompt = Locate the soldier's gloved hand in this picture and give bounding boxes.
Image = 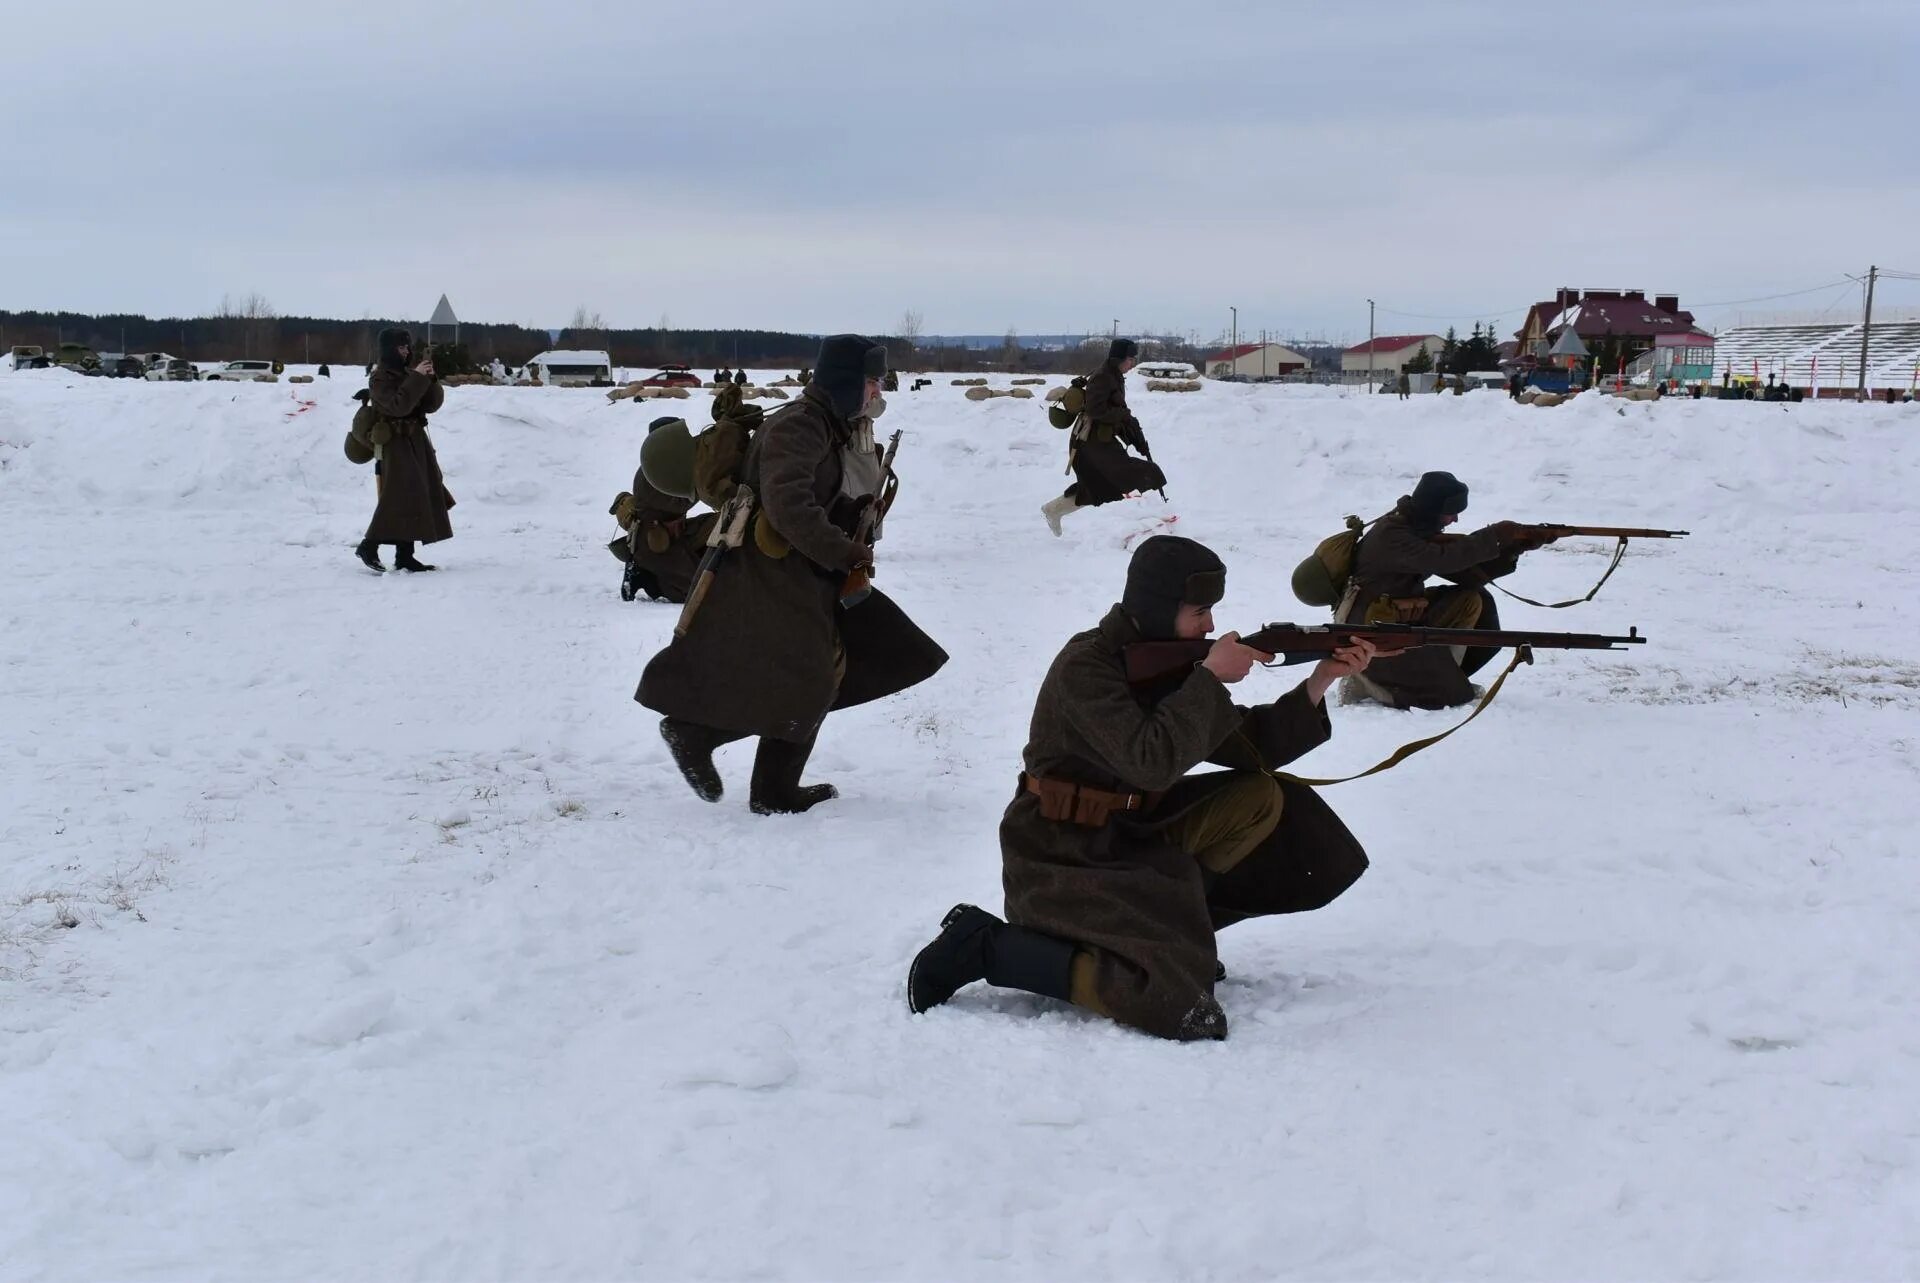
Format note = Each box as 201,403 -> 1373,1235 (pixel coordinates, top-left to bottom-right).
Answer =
1201,632 -> 1273,685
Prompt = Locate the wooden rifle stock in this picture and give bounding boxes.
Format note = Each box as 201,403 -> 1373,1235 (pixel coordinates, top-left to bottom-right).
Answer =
1123,621 -> 1646,686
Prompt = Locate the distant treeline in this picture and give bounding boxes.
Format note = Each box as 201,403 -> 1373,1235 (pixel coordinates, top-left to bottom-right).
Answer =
0,310 -> 867,369
0,308 -> 1341,375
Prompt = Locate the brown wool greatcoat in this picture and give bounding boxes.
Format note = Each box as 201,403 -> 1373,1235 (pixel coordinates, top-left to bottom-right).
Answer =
1070,360 -> 1165,505
1001,606 -> 1369,1040
363,365 -> 453,545
636,386 -> 947,740
1338,504 -> 1521,709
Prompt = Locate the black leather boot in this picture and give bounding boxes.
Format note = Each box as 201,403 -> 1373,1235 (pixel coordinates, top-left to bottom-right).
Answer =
394,540 -> 436,572
355,539 -> 384,573
659,718 -> 744,803
748,730 -> 837,815
907,903 -> 1076,1015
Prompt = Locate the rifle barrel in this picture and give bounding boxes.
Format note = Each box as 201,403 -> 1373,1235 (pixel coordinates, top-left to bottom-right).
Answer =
1122,622 -> 1648,685
1535,524 -> 1689,538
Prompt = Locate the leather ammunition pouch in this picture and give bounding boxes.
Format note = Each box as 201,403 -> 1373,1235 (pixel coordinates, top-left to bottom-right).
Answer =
1022,771 -> 1163,828
1365,594 -> 1430,625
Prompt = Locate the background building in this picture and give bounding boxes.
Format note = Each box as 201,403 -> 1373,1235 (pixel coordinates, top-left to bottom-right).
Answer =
1204,342 -> 1309,380
1341,335 -> 1443,382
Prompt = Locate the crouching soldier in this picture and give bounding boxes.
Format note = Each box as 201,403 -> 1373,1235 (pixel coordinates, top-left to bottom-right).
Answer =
636,335 -> 947,814
1337,470 -> 1554,710
1041,338 -> 1167,535
611,416 -> 718,602
907,536 -> 1378,1041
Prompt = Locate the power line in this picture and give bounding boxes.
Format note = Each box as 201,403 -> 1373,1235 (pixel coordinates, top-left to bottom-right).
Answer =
1687,279 -> 1856,309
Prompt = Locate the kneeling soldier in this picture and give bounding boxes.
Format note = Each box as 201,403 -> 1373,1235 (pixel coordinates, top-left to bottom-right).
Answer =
1337,470 -> 1554,710
907,535 -> 1379,1041
612,416 -> 718,603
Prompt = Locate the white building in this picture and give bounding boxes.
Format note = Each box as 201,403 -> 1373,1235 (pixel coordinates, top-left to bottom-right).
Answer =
1340,335 -> 1444,381
526,350 -> 612,387
1204,342 -> 1309,380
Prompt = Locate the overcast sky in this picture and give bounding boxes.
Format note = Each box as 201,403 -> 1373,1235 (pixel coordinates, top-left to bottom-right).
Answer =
4,0 -> 1916,342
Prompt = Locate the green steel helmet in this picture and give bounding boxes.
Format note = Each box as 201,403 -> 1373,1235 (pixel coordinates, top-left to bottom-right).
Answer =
639,416 -> 697,500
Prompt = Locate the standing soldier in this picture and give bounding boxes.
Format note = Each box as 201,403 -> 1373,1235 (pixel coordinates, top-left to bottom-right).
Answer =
906,536 -> 1379,1041
1335,470 -> 1554,709
636,335 -> 947,814
1041,338 -> 1167,535
355,327 -> 453,573
1396,371 -> 1411,400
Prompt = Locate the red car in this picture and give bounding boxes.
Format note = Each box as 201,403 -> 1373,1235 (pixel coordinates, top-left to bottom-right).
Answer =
639,364 -> 701,388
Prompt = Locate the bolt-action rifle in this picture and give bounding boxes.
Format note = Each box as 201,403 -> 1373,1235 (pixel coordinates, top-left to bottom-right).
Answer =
1524,524 -> 1688,540
1124,620 -> 1646,687
839,429 -> 902,607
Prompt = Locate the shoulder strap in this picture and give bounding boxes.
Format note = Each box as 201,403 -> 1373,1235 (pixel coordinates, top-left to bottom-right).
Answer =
1276,645 -> 1532,786
1489,537 -> 1629,609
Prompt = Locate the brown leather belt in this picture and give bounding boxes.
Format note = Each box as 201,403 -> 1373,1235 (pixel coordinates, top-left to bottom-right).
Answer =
1022,771 -> 1161,828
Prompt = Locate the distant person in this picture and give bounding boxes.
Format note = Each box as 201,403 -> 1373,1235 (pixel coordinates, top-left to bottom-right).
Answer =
1508,370 -> 1524,399
1396,371 -> 1411,400
317,363 -> 331,378
1041,338 -> 1166,536
355,328 -> 453,574
734,368 -> 749,386
488,357 -> 507,382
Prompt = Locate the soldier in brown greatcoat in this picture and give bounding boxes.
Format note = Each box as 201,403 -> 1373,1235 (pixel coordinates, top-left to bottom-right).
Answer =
1337,470 -> 1555,709
1040,338 -> 1167,535
355,327 -> 453,573
907,536 -> 1381,1042
636,335 -> 947,814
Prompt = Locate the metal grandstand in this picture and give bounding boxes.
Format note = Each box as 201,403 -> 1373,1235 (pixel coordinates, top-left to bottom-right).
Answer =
1710,320 -> 1920,391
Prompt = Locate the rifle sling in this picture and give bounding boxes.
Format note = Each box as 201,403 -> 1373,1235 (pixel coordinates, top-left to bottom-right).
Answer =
1276,645 -> 1532,786
1489,536 -> 1629,610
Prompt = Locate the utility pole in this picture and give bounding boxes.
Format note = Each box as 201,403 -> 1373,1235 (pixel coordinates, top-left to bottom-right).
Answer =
1112,318 -> 1119,338
1230,306 -> 1237,375
1857,265 -> 1877,401
1366,298 -> 1376,392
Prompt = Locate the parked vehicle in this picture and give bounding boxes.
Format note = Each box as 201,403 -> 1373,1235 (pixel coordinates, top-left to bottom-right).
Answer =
204,360 -> 277,382
6,346 -> 51,371
639,363 -> 700,388
144,358 -> 200,382
106,356 -> 147,378
130,352 -> 178,370
54,342 -> 100,371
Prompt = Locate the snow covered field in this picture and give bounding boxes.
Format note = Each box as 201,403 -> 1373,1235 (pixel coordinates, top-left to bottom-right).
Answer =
3,369 -> 1918,1281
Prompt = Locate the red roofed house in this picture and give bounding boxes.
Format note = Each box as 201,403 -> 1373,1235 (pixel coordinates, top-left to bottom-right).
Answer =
1204,341 -> 1309,380
1515,288 -> 1713,377
1341,334 -> 1443,382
